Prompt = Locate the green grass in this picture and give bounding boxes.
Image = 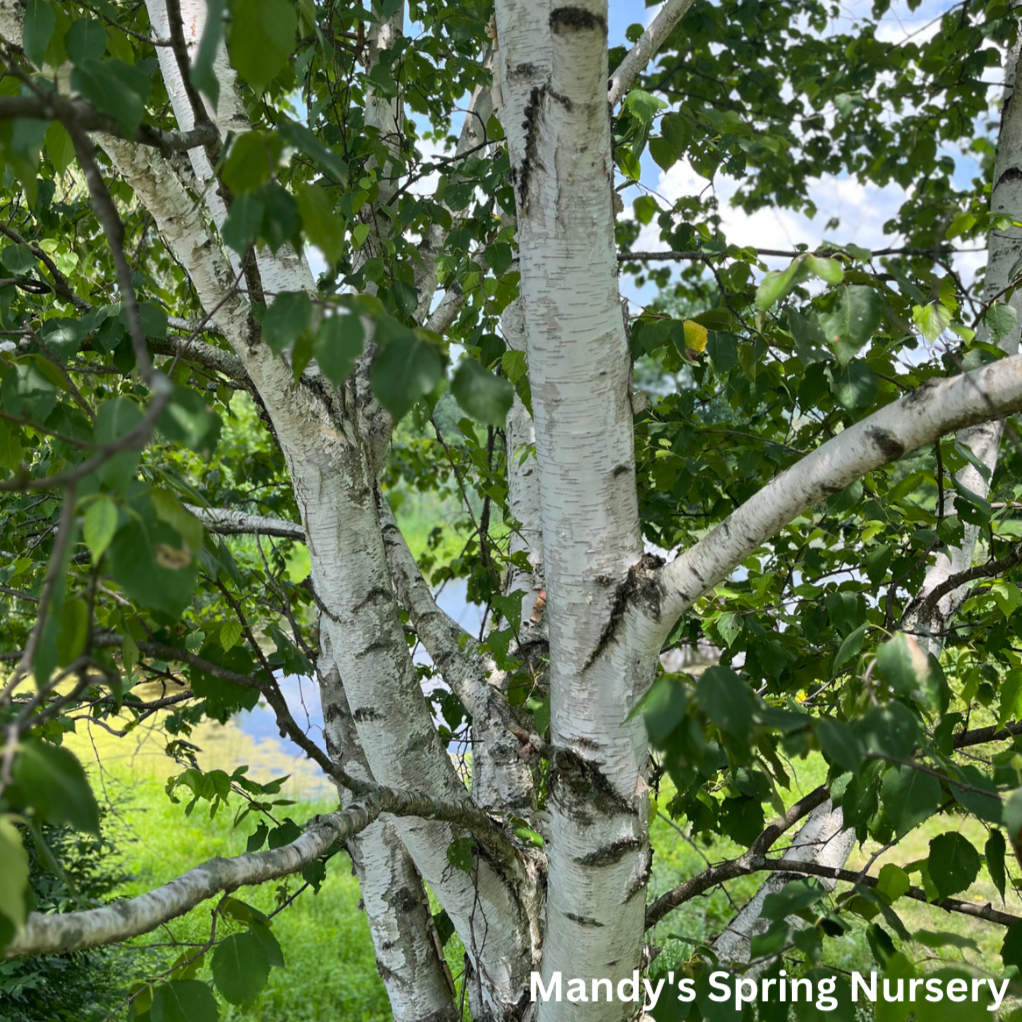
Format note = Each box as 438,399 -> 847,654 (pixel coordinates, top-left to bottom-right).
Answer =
65,722 -> 1011,1021
93,770 -> 389,1022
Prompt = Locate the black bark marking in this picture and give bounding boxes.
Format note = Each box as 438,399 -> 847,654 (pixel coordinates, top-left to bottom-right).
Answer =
550,7 -> 608,33
904,376 -> 942,407
866,426 -> 905,462
565,912 -> 604,927
585,553 -> 667,668
997,166 -> 1022,188
574,838 -> 643,867
352,706 -> 381,722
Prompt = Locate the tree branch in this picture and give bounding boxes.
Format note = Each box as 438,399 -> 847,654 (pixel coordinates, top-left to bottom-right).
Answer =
911,541 -> 1022,622
0,94 -> 218,155
651,356 -> 1022,645
608,0 -> 696,107
183,505 -> 304,540
2,797 -> 384,959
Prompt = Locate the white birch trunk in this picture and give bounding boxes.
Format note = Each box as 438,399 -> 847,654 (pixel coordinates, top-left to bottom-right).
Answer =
495,4 -> 654,1019
318,641 -> 458,1022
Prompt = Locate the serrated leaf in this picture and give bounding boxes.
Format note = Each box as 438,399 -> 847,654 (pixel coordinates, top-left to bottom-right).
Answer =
805,255 -> 844,284
816,718 -> 865,773
229,0 -> 296,92
451,358 -> 514,428
211,932 -> 270,1005
296,182 -> 345,265
927,832 -> 981,899
370,332 -> 442,422
987,829 -> 1007,901
11,739 -> 100,834
151,979 -> 219,1022
446,836 -> 475,872
219,620 -> 243,653
877,863 -> 910,903
880,765 -> 941,838
912,302 -> 952,343
83,495 -> 117,560
70,59 -> 150,137
262,291 -> 312,354
820,285 -> 883,363
22,0 -> 56,67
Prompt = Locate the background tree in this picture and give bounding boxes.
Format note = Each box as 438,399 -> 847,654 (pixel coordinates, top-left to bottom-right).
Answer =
1,1 -> 1022,1021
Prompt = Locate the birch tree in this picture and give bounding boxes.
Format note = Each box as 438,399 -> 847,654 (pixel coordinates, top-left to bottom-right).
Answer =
1,1 -> 1022,1020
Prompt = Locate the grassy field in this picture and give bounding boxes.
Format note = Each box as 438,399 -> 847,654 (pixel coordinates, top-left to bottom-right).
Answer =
45,709 -> 1011,1022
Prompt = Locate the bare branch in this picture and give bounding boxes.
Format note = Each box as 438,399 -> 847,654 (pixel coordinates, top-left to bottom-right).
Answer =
608,0 -> 696,107
651,356 -> 1022,649
184,505 -> 304,540
3,798 -> 384,959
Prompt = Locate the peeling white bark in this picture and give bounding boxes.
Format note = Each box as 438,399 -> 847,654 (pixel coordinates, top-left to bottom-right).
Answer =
496,4 -> 653,1020
319,642 -> 459,1022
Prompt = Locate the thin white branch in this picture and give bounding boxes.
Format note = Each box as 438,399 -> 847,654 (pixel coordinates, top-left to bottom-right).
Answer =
608,0 -> 694,107
655,355 -> 1022,635
185,505 -> 304,540
4,799 -> 383,959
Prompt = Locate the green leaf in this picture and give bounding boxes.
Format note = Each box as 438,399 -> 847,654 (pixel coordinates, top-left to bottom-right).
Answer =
262,291 -> 312,354
0,816 -> 29,934
370,331 -> 442,422
755,258 -> 810,310
70,59 -> 151,137
0,419 -> 23,471
220,620 -> 243,653
108,515 -> 198,618
191,0 -> 225,108
11,739 -> 100,834
913,929 -> 980,953
805,255 -> 844,284
877,863 -> 910,903
875,633 -> 930,699
22,0 -> 56,67
1,243 -> 36,274
296,182 -> 345,264
0,362 -> 57,422
986,829 -> 1007,901
624,88 -> 666,124
65,18 -> 107,64
451,358 -> 514,428
94,396 -> 143,489
279,119 -> 348,184
1002,921 -> 1022,971
222,131 -> 275,194
854,701 -> 918,760
211,932 -> 270,1005
55,596 -> 89,667
229,0 -> 296,91
157,387 -> 222,453
912,302 -> 952,343
150,979 -> 219,1022
985,301 -> 1018,344
696,665 -> 757,742
312,313 -> 364,385
83,495 -> 117,560
446,836 -> 475,872
880,765 -> 941,838
927,832 -> 981,899
819,285 -> 883,363
815,718 -> 865,773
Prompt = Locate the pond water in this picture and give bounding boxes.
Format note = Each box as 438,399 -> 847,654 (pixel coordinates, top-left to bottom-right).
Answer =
234,579 -> 484,797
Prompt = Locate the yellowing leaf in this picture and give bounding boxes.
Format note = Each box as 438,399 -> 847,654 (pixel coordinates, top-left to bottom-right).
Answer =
683,320 -> 708,353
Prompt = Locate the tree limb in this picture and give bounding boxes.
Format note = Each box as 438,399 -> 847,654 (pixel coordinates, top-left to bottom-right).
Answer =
608,0 -> 696,107
2,797 -> 384,959
652,356 -> 1022,643
184,505 -> 304,539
